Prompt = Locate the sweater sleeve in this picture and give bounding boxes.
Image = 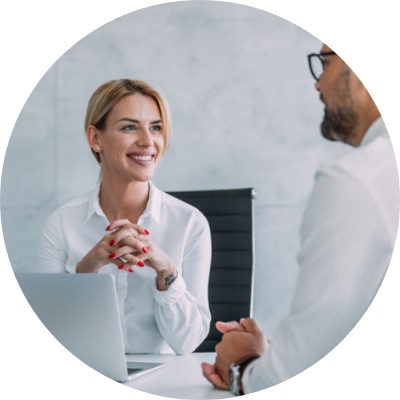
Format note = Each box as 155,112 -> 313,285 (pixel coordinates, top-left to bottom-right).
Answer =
243,165 -> 395,392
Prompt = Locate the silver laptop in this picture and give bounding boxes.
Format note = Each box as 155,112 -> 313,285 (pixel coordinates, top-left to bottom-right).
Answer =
15,272 -> 164,382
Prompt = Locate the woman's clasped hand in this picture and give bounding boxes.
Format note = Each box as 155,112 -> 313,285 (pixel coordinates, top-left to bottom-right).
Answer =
106,220 -> 150,272
77,219 -> 174,274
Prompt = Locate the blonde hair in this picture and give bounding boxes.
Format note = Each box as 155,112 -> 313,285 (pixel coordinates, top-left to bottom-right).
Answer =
84,78 -> 172,163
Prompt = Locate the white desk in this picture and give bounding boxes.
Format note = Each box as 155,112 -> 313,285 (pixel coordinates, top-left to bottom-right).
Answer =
124,352 -> 232,399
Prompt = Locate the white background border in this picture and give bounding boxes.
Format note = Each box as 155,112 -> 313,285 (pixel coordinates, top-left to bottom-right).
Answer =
1,1 -> 399,399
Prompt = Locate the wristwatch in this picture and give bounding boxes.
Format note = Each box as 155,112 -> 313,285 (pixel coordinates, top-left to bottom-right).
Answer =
228,356 -> 260,396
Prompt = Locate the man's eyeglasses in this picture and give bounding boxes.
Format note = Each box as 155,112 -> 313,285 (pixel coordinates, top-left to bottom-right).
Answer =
307,51 -> 336,81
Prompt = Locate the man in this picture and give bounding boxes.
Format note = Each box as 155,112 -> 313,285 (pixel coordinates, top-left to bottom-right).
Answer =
201,44 -> 399,395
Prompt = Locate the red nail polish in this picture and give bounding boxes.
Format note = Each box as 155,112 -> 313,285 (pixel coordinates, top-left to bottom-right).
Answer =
106,225 -> 111,231
109,253 -> 116,259
109,240 -> 115,246
142,247 -> 147,253
144,229 -> 150,235
138,260 -> 145,267
118,265 -> 124,270
128,267 -> 134,273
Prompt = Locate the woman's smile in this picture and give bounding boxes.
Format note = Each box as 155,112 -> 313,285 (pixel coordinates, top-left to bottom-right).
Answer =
127,151 -> 156,166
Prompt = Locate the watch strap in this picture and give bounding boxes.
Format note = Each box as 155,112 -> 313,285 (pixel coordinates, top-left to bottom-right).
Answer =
229,355 -> 260,395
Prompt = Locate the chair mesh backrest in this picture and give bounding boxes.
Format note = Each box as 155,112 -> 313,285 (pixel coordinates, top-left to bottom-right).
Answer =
167,188 -> 256,352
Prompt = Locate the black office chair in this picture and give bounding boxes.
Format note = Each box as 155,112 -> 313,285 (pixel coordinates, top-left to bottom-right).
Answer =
167,188 -> 256,352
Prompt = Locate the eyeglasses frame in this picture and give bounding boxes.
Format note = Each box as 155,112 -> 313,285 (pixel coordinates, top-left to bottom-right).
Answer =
307,51 -> 336,81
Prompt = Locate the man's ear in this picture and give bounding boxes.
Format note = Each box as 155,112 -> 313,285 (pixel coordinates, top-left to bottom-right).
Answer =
351,71 -> 378,112
348,68 -> 368,99
87,125 -> 102,152
349,70 -> 380,131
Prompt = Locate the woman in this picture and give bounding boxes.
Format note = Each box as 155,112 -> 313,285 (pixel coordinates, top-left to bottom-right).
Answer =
38,78 -> 212,355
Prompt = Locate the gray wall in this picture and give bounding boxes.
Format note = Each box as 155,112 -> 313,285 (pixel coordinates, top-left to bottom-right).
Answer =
1,1 -> 348,336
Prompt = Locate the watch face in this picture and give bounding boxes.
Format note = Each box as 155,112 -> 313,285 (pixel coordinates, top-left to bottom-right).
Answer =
228,363 -> 241,395
228,356 -> 259,395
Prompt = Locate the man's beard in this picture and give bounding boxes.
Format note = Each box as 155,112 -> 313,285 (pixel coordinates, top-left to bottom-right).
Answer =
320,70 -> 358,145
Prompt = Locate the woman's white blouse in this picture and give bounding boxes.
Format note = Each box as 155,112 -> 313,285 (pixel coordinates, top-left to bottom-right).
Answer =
37,182 -> 212,355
